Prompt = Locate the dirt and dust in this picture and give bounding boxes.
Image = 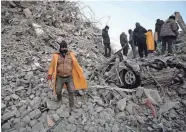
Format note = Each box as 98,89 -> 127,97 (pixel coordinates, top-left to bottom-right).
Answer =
1,1 -> 186,132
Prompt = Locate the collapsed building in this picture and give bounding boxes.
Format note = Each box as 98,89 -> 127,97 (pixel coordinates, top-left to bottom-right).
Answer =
1,1 -> 186,132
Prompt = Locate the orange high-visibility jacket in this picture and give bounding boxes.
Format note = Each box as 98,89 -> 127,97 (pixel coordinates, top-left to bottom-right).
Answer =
145,31 -> 155,51
48,51 -> 87,94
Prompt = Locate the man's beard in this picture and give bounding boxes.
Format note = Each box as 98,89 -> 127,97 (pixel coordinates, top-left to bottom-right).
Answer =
59,49 -> 68,57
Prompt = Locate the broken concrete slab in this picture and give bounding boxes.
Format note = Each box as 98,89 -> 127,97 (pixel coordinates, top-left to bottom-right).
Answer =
182,100 -> 186,106
68,116 -> 75,124
96,107 -> 103,113
9,1 -> 17,7
23,8 -> 32,19
116,98 -> 126,111
19,1 -> 30,8
112,124 -> 120,132
29,119 -> 38,127
2,122 -> 11,131
1,103 -> 6,110
32,23 -> 44,36
47,99 -> 61,110
132,92 -> 138,103
116,112 -> 126,120
56,108 -> 69,118
159,101 -> 179,115
52,114 -> 60,122
30,97 -> 41,108
30,94 -> 35,99
32,122 -> 44,131
126,102 -> 135,115
135,115 -> 145,124
29,109 -> 41,119
136,87 -> 144,98
11,94 -> 20,100
22,115 -> 30,124
2,112 -> 15,121
144,88 -> 162,105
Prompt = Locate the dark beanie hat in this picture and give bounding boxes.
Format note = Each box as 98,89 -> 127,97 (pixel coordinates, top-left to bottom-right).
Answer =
60,40 -> 67,48
105,25 -> 109,29
169,15 -> 175,20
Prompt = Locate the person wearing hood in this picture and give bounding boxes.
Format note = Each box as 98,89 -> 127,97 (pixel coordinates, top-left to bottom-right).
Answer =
102,25 -> 111,57
145,29 -> 155,52
155,19 -> 164,42
120,32 -> 129,56
154,19 -> 164,53
128,29 -> 136,58
160,15 -> 179,55
48,40 -> 87,113
133,22 -> 148,58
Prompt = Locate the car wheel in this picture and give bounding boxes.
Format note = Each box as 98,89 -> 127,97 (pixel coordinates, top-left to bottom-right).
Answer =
119,69 -> 141,88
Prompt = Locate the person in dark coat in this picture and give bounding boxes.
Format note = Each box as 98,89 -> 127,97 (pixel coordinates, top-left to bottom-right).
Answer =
160,15 -> 179,54
128,29 -> 136,58
133,22 -> 148,58
155,19 -> 164,42
120,32 -> 128,56
102,25 -> 111,57
155,19 -> 164,51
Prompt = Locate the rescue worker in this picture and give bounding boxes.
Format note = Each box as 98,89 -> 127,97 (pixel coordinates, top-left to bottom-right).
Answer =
102,25 -> 111,57
160,16 -> 179,55
120,32 -> 129,56
48,40 -> 87,113
154,19 -> 164,53
155,19 -> 164,43
145,29 -> 155,53
128,29 -> 136,58
133,22 -> 148,58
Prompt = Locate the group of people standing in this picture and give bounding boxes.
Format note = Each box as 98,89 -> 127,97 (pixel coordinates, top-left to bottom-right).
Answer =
46,15 -> 179,114
102,15 -> 179,59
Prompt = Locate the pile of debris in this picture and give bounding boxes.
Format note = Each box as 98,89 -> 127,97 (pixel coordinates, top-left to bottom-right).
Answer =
1,1 -> 186,132
1,1 -> 105,132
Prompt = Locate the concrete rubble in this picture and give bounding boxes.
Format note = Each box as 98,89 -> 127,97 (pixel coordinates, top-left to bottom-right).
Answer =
1,1 -> 186,132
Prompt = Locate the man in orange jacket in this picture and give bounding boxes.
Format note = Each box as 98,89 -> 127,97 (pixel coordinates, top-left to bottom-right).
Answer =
48,40 -> 87,112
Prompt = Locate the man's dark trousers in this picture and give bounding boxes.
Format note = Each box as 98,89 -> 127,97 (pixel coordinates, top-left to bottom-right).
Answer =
137,38 -> 148,58
104,43 -> 111,57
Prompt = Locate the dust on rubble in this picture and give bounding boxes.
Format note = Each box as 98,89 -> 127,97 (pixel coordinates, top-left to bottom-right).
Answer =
1,1 -> 186,132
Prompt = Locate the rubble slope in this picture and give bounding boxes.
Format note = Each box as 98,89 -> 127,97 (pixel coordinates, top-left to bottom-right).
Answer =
1,1 -> 186,132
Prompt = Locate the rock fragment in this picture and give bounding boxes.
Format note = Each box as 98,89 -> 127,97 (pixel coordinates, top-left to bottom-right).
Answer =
2,122 -> 11,131
112,124 -> 119,132
136,87 -> 144,98
68,116 -> 75,124
32,23 -> 44,36
2,112 -> 15,121
22,116 -> 30,124
23,8 -> 32,18
32,122 -> 44,131
47,99 -> 61,110
1,103 -> 6,110
116,98 -> 126,111
29,119 -> 38,127
126,102 -> 135,115
11,94 -> 20,100
29,109 -> 41,119
52,114 -> 60,122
